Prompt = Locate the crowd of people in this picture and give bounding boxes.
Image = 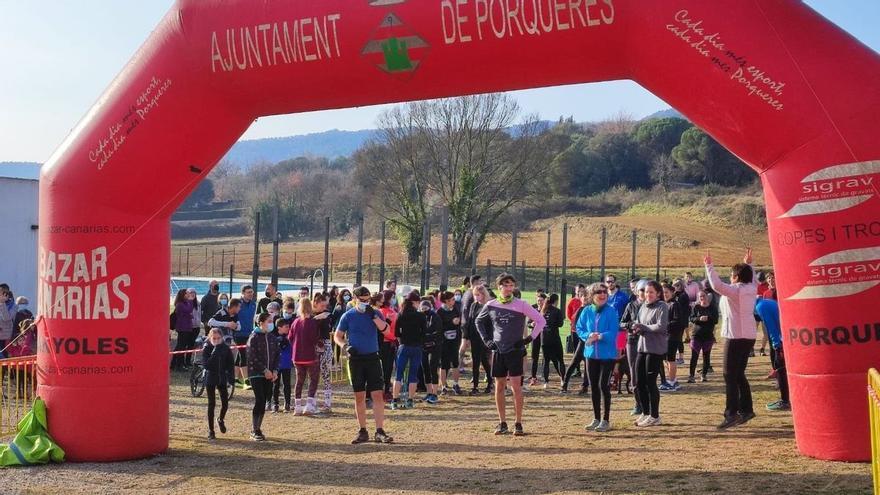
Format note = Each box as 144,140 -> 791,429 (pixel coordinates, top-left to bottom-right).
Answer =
163,246 -> 789,444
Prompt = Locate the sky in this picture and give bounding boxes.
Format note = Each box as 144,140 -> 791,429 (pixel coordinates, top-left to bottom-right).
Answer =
1,1 -> 878,163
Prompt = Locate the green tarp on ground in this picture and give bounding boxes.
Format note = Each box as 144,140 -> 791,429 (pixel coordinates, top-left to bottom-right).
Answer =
0,397 -> 65,467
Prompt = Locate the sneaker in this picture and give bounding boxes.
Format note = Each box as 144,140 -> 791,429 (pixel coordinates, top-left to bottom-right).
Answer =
676,358 -> 685,365
505,388 -> 513,397
272,404 -> 279,413
717,415 -> 739,430
390,399 -> 400,411
513,423 -> 525,436
294,406 -> 304,416
595,420 -> 611,432
766,400 -> 791,411
484,386 -> 493,395
687,376 -> 696,384
639,416 -> 661,427
351,429 -> 370,444
584,419 -> 601,431
634,414 -> 648,426
630,406 -> 642,416
759,348 -> 767,356
659,382 -> 674,392
560,387 -> 570,395
440,387 -> 449,396
528,377 -> 539,386
739,411 -> 757,424
700,374 -> 708,383
207,430 -> 216,440
452,384 -> 463,395
374,429 -> 394,443
469,388 -> 481,396
671,381 -> 681,391
218,419 -> 227,434
243,380 -> 253,391
494,422 -> 510,435
250,431 -> 265,441
425,394 -> 439,405
405,398 -> 414,409
543,382 -> 550,390
707,366 -> 715,374
303,404 -> 318,416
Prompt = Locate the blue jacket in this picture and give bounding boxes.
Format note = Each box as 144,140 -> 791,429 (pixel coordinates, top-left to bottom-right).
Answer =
754,299 -> 781,349
235,298 -> 257,338
607,290 -> 629,320
576,304 -> 620,360
276,331 -> 293,370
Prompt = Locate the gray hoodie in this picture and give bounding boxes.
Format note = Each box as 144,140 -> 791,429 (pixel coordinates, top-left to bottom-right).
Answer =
636,300 -> 669,355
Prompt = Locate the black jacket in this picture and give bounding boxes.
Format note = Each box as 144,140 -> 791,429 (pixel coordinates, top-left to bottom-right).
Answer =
247,330 -> 280,378
689,304 -> 719,341
202,342 -> 234,387
437,306 -> 460,340
542,306 -> 564,346
666,296 -> 689,339
620,299 -> 643,344
395,308 -> 427,346
423,311 -> 442,350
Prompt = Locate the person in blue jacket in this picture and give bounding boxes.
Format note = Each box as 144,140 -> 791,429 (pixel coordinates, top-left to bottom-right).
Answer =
605,274 -> 630,317
576,282 -> 621,433
755,298 -> 790,411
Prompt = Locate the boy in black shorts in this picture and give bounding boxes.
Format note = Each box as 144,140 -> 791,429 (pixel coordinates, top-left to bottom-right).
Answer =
334,286 -> 395,444
475,274 -> 546,436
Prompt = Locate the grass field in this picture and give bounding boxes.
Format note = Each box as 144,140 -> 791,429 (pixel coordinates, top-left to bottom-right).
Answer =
2,349 -> 871,494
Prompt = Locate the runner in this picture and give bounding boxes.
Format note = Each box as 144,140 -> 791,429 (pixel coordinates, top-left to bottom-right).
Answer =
475,273 -> 546,436
334,286 -> 395,444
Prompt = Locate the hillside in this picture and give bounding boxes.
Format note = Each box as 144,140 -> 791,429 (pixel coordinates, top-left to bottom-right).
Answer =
222,129 -> 377,167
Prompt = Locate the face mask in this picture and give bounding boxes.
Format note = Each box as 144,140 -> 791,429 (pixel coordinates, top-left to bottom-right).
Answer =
420,305 -> 432,313
283,311 -> 293,319
18,304 -> 28,310
266,323 -> 275,332
344,295 -> 351,302
357,302 -> 369,312
220,299 -> 229,307
454,295 -> 461,302
212,285 -> 219,292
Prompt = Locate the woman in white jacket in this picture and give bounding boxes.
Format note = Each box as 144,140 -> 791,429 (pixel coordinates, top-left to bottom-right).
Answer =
704,248 -> 758,430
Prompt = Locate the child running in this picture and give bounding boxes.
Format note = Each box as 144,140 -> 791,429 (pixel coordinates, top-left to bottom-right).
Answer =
203,328 -> 234,440
475,273 -> 546,436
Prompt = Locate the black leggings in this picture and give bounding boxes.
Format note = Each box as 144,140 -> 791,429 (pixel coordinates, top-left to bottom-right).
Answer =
689,345 -> 712,377
380,342 -> 396,392
723,338 -> 755,417
272,368 -> 292,406
251,376 -> 272,433
563,338 -> 589,390
542,339 -> 566,382
421,347 -> 441,385
530,333 -> 542,379
171,330 -> 197,368
634,352 -> 662,419
206,384 -> 229,433
471,340 -> 493,388
588,359 -> 615,421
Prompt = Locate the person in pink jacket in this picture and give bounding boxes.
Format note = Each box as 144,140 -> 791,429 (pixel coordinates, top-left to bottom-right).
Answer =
705,248 -> 758,430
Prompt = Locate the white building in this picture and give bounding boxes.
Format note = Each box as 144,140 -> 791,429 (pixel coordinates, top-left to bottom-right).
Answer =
0,163 -> 39,306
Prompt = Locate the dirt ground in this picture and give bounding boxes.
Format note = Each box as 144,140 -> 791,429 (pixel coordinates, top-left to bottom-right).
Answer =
2,352 -> 871,495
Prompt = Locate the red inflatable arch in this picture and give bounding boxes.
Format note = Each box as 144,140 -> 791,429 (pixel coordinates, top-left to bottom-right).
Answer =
39,0 -> 880,461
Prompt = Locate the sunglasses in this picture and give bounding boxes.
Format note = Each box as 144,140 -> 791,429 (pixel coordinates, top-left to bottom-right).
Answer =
594,290 -> 608,295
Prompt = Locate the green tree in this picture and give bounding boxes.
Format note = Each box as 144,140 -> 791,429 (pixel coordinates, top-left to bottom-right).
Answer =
672,128 -> 754,186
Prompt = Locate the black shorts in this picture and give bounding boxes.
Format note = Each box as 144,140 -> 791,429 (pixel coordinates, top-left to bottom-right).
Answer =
347,354 -> 384,393
440,339 -> 461,370
667,339 -> 683,362
233,336 -> 249,366
492,350 -> 525,378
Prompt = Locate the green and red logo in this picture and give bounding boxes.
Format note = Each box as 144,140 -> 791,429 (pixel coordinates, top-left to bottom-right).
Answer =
361,10 -> 429,76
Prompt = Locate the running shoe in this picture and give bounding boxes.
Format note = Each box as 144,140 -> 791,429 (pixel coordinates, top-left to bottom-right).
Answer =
543,382 -> 550,390
294,406 -> 304,416
630,406 -> 642,416
405,398 -> 414,409
469,388 -> 481,396
638,416 -> 661,427
304,404 -> 317,416
676,357 -> 685,365
659,382 -> 675,392
218,419 -> 226,434
739,411 -> 756,424
207,430 -> 216,440
250,431 -> 265,441
425,394 -> 439,405
243,380 -> 253,391
528,377 -> 539,386
484,385 -> 493,395
272,404 -> 279,413
374,429 -> 394,443
672,381 -> 681,391
351,429 -> 370,444
440,387 -> 449,396
284,404 -> 291,413
513,423 -> 525,436
595,420 -> 611,432
766,400 -> 791,411
716,415 -> 739,430
505,388 -> 513,396
560,387 -> 569,394
707,366 -> 715,374
634,414 -> 648,426
452,384 -> 463,395
584,419 -> 601,431
687,376 -> 696,384
390,399 -> 400,411
494,422 -> 510,435
700,374 -> 709,382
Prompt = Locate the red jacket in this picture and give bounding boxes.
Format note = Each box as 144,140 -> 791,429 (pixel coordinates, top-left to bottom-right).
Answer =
566,299 -> 582,329
380,307 -> 398,343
